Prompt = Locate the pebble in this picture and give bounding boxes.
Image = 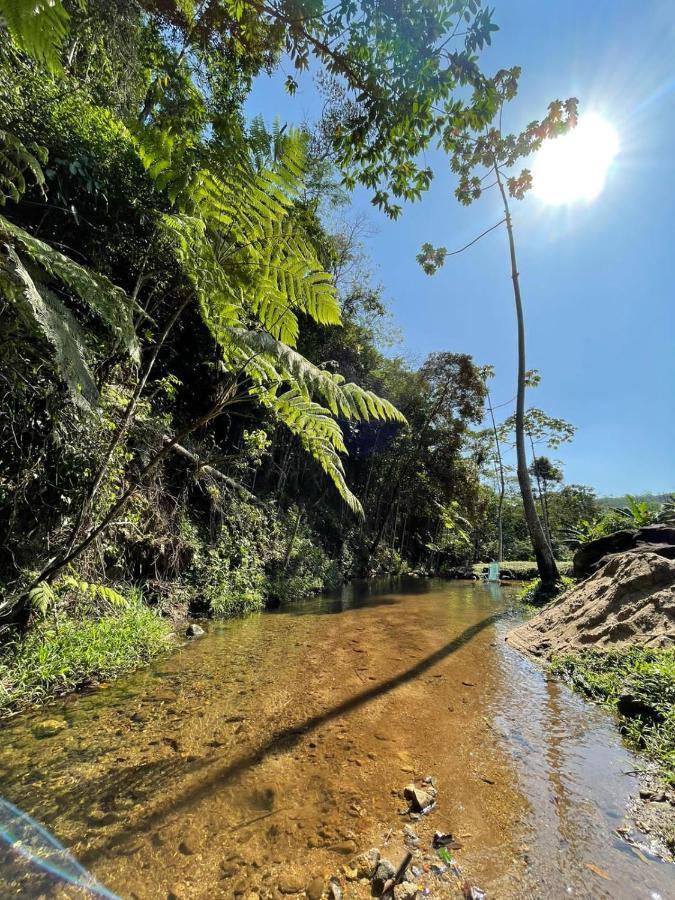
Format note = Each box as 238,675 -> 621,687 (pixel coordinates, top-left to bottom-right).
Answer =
306,877 -> 324,900
332,840 -> 357,855
278,875 -> 304,894
33,718 -> 67,738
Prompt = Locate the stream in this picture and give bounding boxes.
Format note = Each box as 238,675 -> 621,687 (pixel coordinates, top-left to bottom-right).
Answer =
0,578 -> 673,899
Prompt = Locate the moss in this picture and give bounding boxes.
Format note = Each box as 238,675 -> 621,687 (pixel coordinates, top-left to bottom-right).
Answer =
0,603 -> 173,716
551,647 -> 675,784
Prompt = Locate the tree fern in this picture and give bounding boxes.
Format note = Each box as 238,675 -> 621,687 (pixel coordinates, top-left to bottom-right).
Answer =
0,129 -> 46,206
0,0 -> 75,74
0,214 -> 139,362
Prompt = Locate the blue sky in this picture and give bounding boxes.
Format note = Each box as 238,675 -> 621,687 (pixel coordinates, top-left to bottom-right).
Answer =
246,0 -> 675,496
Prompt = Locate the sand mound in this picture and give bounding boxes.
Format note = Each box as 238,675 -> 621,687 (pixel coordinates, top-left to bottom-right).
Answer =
507,551 -> 675,659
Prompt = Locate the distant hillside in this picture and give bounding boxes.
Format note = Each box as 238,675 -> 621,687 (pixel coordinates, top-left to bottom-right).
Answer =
597,492 -> 672,512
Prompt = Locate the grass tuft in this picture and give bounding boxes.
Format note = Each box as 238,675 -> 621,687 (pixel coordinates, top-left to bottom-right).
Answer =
552,647 -> 675,785
0,602 -> 173,716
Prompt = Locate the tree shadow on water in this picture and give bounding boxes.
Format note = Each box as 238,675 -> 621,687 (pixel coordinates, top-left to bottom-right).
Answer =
77,611 -> 503,863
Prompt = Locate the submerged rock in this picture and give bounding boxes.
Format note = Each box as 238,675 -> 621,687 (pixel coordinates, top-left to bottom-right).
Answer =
305,876 -> 324,900
278,874 -> 304,894
33,718 -> 67,738
186,623 -> 205,637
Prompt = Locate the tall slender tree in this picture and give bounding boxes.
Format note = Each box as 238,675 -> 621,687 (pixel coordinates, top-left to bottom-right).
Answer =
417,67 -> 578,586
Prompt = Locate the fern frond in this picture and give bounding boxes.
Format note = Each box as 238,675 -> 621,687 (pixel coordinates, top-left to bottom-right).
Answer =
0,246 -> 99,407
0,214 -> 139,361
28,581 -> 55,617
265,388 -> 363,516
60,576 -> 128,607
0,129 -> 46,205
227,328 -> 406,425
0,0 -> 72,74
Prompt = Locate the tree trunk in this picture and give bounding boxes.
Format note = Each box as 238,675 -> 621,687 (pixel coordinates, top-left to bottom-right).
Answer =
495,167 -> 559,586
485,385 -> 505,563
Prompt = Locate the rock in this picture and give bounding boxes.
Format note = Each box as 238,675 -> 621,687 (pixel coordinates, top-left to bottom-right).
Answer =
305,876 -> 324,900
327,881 -> 342,900
403,783 -> 437,813
573,530 -> 637,578
403,825 -> 420,847
332,840 -> 357,855
33,718 -> 67,738
372,859 -> 396,895
278,875 -> 304,894
178,838 -> 197,855
507,552 -> 675,659
395,884 -> 419,900
343,866 -> 358,881
352,848 -> 380,879
186,623 -> 205,637
167,885 -> 187,900
617,680 -> 663,721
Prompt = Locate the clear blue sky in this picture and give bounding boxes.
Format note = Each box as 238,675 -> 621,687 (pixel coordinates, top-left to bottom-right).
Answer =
246,0 -> 675,496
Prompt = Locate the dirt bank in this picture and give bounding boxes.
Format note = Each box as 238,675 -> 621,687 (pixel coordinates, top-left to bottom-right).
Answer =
507,551 -> 675,659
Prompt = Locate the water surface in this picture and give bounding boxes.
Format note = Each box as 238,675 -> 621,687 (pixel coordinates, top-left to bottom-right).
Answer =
1,579 -> 673,899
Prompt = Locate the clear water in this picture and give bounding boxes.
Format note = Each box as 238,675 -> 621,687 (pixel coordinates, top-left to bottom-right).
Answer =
0,579 -> 673,899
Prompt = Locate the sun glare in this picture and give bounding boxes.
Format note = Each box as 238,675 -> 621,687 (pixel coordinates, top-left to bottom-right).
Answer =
532,112 -> 619,206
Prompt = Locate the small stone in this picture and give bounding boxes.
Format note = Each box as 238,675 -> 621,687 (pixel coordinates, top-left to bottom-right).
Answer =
33,718 -> 67,738
395,884 -> 419,900
186,623 -> 205,637
278,875 -> 304,894
372,859 -> 396,895
332,840 -> 357,855
352,847 -> 380,879
403,783 -> 437,813
327,881 -> 342,900
167,885 -> 187,900
306,876 -> 324,900
403,825 -> 420,847
343,866 -> 358,881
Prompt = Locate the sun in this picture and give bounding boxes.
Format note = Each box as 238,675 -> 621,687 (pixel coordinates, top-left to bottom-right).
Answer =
531,112 -> 619,205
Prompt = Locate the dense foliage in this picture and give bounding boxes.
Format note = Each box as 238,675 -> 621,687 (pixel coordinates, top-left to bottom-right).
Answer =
1,1 -> 647,696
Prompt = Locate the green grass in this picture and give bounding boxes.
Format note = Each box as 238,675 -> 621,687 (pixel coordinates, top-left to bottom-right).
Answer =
517,575 -> 575,605
552,647 -> 675,784
472,560 -> 573,580
0,603 -> 173,716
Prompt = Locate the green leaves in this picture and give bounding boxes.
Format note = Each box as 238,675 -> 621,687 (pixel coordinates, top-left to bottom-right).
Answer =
0,0 -> 74,74
0,130 -> 46,206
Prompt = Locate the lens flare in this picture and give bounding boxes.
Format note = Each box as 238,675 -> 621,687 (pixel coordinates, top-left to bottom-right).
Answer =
0,798 -> 119,898
532,113 -> 619,205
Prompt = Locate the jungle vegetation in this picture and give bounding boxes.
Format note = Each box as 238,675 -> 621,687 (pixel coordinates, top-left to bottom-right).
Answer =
0,1 -> 652,707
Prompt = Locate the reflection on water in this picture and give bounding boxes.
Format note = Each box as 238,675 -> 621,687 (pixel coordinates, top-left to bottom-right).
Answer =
0,579 -> 672,899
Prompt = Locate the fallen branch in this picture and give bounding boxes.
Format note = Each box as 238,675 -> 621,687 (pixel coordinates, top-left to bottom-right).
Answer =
382,851 -> 413,898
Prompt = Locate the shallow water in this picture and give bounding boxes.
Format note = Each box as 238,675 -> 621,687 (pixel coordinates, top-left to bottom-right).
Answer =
0,579 -> 673,899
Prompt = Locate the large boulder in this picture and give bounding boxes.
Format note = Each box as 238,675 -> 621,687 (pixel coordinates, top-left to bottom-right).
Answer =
573,529 -> 637,578
573,524 -> 675,578
507,551 -> 675,659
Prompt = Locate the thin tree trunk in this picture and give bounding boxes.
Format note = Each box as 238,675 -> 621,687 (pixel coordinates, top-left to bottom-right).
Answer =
528,431 -> 553,550
485,384 -> 505,563
64,298 -> 189,557
30,385 -> 240,590
495,166 -> 559,586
